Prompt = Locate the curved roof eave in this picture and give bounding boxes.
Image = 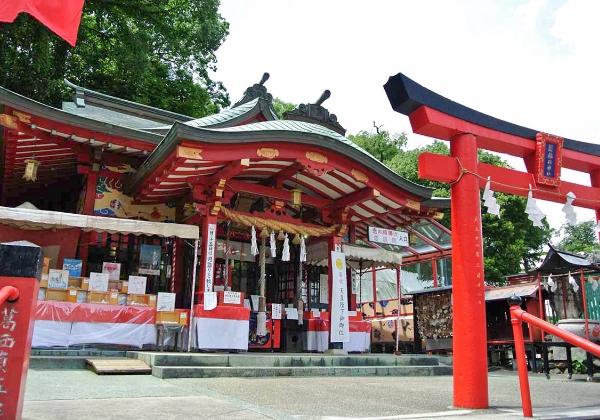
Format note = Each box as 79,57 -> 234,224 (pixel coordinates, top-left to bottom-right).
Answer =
125,120 -> 436,199
64,79 -> 195,123
184,98 -> 278,129
0,86 -> 164,145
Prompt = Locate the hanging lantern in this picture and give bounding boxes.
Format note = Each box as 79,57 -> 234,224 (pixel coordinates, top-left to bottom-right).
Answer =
23,158 -> 40,181
291,188 -> 302,207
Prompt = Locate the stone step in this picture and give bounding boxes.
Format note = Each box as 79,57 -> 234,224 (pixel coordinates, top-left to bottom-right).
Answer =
30,356 -> 89,370
128,352 -> 442,369
30,350 -> 129,370
153,364 -> 453,379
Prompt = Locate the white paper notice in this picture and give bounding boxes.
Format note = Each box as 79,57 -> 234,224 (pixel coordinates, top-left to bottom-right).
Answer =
312,309 -> 321,318
285,307 -> 298,320
157,292 -> 176,312
204,223 -> 217,292
330,251 -> 350,342
127,276 -> 147,295
243,299 -> 251,309
250,295 -> 260,311
272,303 -> 282,320
223,291 -> 241,304
48,269 -> 69,289
89,272 -> 109,292
204,291 -> 217,310
319,274 -> 329,304
102,262 -> 121,281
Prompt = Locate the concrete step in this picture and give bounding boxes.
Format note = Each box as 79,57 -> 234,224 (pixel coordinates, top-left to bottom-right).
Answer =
128,352 -> 442,369
153,364 -> 453,379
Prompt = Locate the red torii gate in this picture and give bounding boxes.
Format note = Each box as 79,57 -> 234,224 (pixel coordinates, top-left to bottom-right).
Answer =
385,73 -> 600,409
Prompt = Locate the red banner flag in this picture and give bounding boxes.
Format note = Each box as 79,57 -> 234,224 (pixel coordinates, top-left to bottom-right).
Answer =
0,0 -> 85,46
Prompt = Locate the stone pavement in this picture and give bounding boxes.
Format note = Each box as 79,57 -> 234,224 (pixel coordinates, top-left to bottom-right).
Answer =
22,369 -> 600,419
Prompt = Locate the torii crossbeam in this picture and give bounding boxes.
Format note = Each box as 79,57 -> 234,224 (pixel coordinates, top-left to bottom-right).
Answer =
385,72 -> 600,409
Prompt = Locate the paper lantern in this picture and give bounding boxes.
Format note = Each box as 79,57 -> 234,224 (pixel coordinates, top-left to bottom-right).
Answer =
22,158 -> 40,181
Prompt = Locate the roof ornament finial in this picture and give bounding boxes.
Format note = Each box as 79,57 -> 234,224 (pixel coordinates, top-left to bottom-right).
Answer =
259,72 -> 270,86
233,72 -> 273,108
283,89 -> 346,136
314,90 -> 330,107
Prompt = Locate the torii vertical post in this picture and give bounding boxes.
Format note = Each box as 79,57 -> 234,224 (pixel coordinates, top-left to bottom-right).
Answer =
449,134 -> 489,408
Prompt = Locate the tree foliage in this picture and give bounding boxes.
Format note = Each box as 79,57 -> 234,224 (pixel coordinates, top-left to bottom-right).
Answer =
347,130 -> 408,163
555,220 -> 600,254
0,0 -> 230,117
272,98 -> 296,119
351,135 -> 552,286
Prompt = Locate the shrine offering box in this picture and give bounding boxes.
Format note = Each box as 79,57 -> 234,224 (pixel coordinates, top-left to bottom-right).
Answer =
127,294 -> 157,308
68,277 -> 90,290
155,311 -> 188,326
88,291 -> 119,305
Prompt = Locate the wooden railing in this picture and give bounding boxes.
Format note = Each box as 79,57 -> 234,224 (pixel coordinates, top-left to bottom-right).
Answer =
509,295 -> 600,417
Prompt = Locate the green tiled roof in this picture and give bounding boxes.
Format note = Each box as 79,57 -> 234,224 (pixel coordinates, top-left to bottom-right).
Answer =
209,119 -> 383,163
185,98 -> 278,128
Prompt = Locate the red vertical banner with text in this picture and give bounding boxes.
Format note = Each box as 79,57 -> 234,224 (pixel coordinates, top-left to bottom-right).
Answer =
0,241 -> 44,419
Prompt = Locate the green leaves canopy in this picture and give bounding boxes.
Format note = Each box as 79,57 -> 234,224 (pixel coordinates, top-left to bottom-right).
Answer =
555,220 -> 600,254
350,132 -> 552,285
0,0 -> 230,117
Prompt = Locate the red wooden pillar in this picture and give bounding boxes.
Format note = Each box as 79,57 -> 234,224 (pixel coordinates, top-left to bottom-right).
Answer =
79,172 -> 98,275
589,170 -> 600,243
450,133 -> 489,409
199,213 -> 218,293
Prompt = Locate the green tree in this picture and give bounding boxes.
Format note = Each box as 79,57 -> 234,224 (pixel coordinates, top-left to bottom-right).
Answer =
555,220 -> 600,254
272,98 -> 296,119
347,130 -> 408,163
361,137 -> 552,285
0,0 -> 230,117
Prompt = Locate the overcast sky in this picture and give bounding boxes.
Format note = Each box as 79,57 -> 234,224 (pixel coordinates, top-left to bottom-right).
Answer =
213,0 -> 600,232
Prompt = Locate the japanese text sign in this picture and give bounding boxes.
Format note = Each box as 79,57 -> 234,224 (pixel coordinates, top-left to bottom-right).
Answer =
535,132 -> 563,187
204,223 -> 217,292
368,226 -> 409,246
330,251 -> 349,342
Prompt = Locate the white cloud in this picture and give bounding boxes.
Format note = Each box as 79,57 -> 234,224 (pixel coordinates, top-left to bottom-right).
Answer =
515,0 -> 549,33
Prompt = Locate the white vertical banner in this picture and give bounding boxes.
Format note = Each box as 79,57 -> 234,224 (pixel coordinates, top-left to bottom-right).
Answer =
330,251 -> 350,343
319,274 -> 329,304
204,223 -> 217,292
